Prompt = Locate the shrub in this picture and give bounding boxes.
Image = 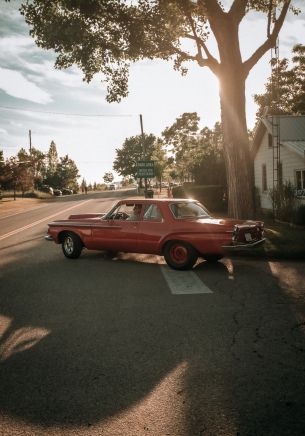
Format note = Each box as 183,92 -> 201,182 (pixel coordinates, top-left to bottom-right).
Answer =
171,186 -> 184,198
172,184 -> 226,212
293,205 -> 305,226
269,181 -> 299,222
23,191 -> 38,198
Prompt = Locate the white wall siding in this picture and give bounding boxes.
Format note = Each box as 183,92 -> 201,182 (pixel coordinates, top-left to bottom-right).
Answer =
254,131 -> 273,209
254,131 -> 305,210
280,146 -> 305,184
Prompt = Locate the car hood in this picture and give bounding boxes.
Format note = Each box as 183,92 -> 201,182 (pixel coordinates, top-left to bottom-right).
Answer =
68,213 -> 106,219
48,213 -> 106,226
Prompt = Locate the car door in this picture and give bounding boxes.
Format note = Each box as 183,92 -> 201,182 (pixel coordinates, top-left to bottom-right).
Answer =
91,203 -> 141,252
137,203 -> 165,254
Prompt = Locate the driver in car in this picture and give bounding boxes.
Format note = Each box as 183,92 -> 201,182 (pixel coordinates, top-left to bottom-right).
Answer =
127,204 -> 142,221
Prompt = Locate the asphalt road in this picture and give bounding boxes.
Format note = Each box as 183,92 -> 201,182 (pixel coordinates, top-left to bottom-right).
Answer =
0,192 -> 305,436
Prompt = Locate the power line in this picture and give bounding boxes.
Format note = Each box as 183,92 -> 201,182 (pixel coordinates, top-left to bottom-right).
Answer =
0,105 -> 133,118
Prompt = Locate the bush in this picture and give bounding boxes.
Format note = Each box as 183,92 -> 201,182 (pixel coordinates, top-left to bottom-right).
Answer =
172,184 -> 226,212
293,205 -> 305,226
23,191 -> 38,198
269,181 -> 299,222
171,186 -> 184,198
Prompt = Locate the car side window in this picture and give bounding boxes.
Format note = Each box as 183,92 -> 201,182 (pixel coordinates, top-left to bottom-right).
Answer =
109,203 -> 139,220
107,202 -> 142,221
143,204 -> 163,221
169,202 -> 209,219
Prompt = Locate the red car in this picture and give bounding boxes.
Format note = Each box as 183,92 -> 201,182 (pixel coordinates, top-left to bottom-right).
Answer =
45,198 -> 265,270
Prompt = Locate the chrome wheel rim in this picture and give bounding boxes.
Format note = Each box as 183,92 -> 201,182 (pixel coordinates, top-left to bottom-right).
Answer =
64,236 -> 74,255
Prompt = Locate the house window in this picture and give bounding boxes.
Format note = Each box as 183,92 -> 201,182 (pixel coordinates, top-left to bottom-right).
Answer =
262,164 -> 267,192
268,134 -> 273,148
296,169 -> 305,190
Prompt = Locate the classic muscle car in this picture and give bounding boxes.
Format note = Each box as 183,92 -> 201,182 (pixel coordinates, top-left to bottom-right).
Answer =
45,198 -> 265,270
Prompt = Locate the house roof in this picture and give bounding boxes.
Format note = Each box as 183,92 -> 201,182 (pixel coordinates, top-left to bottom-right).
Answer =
252,115 -> 305,159
283,141 -> 305,158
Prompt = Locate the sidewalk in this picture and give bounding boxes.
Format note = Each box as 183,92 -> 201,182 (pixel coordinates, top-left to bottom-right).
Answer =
0,197 -> 44,217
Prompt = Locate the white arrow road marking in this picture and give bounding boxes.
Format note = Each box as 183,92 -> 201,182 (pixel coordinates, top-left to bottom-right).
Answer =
161,266 -> 213,294
0,200 -> 92,242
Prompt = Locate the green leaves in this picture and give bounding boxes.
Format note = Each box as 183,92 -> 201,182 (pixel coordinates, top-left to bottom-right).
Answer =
113,133 -> 158,178
103,171 -> 114,183
254,43 -> 305,118
162,112 -> 225,185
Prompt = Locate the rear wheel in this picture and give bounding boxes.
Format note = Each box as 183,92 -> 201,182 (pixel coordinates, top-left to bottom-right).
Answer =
164,241 -> 198,270
62,232 -> 83,259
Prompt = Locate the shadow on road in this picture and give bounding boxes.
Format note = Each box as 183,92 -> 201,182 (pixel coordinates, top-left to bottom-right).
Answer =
0,240 -> 305,435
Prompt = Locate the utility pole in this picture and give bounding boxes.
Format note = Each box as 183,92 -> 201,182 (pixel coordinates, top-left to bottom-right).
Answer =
139,114 -> 148,195
29,129 -> 32,153
28,129 -> 35,191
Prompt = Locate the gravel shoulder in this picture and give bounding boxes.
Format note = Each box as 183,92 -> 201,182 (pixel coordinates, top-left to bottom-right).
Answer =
0,198 -> 47,217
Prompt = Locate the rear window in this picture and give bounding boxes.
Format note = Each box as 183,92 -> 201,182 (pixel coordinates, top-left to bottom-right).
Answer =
170,202 -> 209,219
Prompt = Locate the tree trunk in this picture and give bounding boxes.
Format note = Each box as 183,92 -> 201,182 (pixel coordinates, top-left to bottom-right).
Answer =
215,19 -> 255,219
219,71 -> 254,219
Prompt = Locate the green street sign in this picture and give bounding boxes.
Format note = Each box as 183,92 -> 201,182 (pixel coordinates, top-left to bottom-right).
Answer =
137,160 -> 155,178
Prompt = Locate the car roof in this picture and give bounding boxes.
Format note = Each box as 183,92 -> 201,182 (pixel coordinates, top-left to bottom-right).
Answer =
120,198 -> 196,204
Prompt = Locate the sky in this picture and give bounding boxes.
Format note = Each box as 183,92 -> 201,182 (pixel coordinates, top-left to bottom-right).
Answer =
0,1 -> 304,184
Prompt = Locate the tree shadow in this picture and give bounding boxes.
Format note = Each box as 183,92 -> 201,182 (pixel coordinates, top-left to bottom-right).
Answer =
0,250 -> 184,428
187,257 -> 305,435
1,245 -> 305,435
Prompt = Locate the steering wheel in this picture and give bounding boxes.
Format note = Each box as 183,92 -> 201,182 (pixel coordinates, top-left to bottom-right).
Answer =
112,212 -> 129,220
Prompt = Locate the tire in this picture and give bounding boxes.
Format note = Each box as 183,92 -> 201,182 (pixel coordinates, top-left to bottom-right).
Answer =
203,254 -> 223,262
62,232 -> 83,259
164,241 -> 198,270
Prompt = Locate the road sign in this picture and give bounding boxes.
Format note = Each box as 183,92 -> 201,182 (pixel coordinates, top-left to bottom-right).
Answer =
137,160 -> 155,178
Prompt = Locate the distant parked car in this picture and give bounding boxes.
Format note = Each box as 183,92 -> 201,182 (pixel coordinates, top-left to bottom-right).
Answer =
40,185 -> 54,195
62,188 -> 73,195
53,189 -> 62,196
108,184 -> 116,190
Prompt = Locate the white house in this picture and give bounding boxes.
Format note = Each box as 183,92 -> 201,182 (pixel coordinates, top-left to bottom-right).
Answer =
252,115 -> 305,210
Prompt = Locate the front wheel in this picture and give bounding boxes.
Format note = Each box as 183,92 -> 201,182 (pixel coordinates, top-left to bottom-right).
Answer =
62,232 -> 83,259
164,241 -> 198,270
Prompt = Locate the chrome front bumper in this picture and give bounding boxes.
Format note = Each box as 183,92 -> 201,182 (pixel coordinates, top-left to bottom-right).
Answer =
45,235 -> 53,241
222,238 -> 266,250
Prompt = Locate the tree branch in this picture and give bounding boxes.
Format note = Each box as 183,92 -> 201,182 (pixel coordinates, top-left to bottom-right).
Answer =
183,8 -> 220,75
186,11 -> 205,63
171,46 -> 199,63
171,44 -> 219,74
198,0 -> 225,20
243,0 -> 291,75
229,0 -> 248,23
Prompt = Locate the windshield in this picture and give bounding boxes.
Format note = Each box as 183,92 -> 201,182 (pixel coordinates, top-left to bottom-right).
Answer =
170,201 -> 210,219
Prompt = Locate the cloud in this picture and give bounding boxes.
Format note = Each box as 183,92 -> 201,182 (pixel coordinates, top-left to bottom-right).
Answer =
0,127 -> 7,135
25,61 -> 85,88
0,67 -> 52,104
0,35 -> 34,54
